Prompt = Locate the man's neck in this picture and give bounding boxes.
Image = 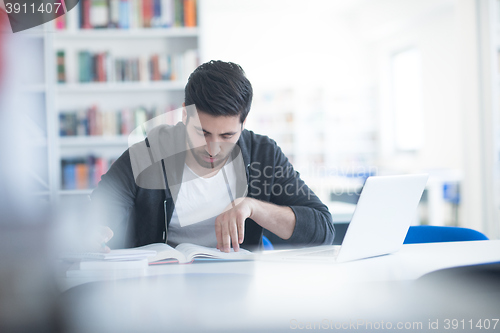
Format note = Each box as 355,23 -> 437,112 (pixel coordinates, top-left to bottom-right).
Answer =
185,152 -> 226,178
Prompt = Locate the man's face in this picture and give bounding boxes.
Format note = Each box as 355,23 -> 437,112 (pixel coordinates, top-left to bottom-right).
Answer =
184,108 -> 244,170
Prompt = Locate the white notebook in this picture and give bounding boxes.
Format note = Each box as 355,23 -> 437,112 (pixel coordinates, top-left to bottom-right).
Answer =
60,248 -> 156,261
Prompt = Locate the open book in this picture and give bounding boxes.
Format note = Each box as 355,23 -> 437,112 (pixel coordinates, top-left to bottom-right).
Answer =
135,243 -> 254,264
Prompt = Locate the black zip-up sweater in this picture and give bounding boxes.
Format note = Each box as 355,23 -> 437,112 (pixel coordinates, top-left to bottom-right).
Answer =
90,123 -> 335,250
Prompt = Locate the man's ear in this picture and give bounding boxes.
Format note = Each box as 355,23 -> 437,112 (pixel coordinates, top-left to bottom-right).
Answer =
182,103 -> 187,125
241,119 -> 246,131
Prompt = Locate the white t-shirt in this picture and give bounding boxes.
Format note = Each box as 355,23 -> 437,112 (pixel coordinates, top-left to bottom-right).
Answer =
167,161 -> 239,247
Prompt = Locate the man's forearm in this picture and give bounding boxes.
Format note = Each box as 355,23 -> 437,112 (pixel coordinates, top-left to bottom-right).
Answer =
248,198 -> 296,240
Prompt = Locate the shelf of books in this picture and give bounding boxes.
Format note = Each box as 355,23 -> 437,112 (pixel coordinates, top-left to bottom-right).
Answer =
51,0 -> 199,200
54,0 -> 197,31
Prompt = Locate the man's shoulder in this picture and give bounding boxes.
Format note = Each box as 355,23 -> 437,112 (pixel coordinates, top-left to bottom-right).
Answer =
240,129 -> 278,148
239,129 -> 284,163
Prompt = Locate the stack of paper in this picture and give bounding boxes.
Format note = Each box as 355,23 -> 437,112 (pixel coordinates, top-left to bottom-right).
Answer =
60,248 -> 157,261
61,249 -> 157,278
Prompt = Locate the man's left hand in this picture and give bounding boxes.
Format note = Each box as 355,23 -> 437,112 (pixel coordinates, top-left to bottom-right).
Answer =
215,197 -> 254,253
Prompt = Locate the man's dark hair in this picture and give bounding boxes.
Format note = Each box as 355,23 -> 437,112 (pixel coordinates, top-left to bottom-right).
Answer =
184,60 -> 253,123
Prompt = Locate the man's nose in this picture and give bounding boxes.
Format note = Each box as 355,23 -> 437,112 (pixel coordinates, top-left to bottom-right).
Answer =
205,140 -> 221,157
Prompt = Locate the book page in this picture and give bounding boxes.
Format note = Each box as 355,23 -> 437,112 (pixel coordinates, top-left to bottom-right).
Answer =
134,243 -> 187,263
175,243 -> 254,262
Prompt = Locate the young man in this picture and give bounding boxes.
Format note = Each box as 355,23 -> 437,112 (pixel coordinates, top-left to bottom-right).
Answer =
91,60 -> 334,252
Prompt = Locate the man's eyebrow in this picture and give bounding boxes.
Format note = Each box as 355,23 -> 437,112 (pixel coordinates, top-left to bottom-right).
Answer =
194,126 -> 237,136
219,131 -> 237,136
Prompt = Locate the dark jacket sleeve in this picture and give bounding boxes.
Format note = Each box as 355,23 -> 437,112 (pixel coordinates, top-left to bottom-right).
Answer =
90,150 -> 137,248
269,143 -> 335,246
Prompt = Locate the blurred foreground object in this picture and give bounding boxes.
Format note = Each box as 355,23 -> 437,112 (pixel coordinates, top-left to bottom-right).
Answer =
0,9 -> 61,333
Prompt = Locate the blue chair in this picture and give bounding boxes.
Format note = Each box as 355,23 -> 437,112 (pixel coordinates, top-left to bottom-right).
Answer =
262,235 -> 274,250
404,225 -> 488,244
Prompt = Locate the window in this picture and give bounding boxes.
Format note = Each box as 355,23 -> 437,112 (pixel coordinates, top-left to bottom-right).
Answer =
391,48 -> 424,152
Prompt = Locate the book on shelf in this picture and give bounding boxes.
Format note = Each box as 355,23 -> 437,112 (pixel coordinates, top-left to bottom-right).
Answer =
75,163 -> 89,189
174,0 -> 183,27
55,11 -> 66,30
118,0 -> 130,28
81,0 -> 92,29
142,0 -> 152,28
183,0 -> 196,27
63,0 -> 196,30
56,50 -> 66,83
90,0 -> 109,27
62,161 -> 76,189
161,0 -> 174,27
61,156 -> 112,190
152,0 -> 161,27
107,0 -> 120,28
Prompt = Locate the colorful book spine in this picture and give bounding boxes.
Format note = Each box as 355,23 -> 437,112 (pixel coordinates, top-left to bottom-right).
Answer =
108,0 -> 120,27
90,0 -> 109,28
57,50 -> 66,83
75,163 -> 89,189
76,110 -> 89,136
134,0 -> 143,28
118,0 -> 130,28
183,0 -> 195,27
95,53 -> 107,82
78,51 -> 92,82
152,0 -> 161,27
142,0 -> 151,27
161,0 -> 173,27
121,108 -> 132,134
81,0 -> 92,29
87,105 -> 98,136
94,158 -> 108,186
174,0 -> 183,27
151,54 -> 161,81
62,161 -> 76,189
55,12 -> 66,30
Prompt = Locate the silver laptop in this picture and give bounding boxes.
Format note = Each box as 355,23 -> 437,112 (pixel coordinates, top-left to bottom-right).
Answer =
264,174 -> 428,263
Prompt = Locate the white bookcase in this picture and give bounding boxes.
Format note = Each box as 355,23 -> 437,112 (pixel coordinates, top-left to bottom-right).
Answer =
13,24 -> 58,203
37,7 -> 199,202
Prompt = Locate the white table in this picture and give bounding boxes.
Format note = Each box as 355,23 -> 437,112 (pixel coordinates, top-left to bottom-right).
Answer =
60,240 -> 500,289
59,241 -> 500,332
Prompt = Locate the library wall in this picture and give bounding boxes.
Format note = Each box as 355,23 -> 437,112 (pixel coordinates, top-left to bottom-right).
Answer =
357,0 -> 462,172
199,0 -> 376,180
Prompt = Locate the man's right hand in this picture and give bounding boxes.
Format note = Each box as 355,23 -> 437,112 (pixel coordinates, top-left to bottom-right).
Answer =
96,226 -> 114,252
